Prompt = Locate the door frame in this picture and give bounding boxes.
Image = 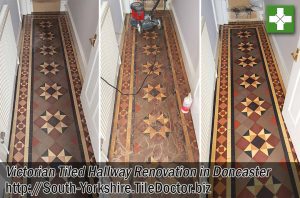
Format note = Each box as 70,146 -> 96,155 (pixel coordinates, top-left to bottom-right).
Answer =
81,22 -> 99,162
282,37 -> 300,157
212,0 -> 228,25
19,0 -> 33,15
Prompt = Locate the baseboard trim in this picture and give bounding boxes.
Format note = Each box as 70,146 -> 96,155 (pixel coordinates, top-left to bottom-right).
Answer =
60,0 -> 68,11
65,4 -> 87,78
269,35 -> 289,89
169,4 -> 196,93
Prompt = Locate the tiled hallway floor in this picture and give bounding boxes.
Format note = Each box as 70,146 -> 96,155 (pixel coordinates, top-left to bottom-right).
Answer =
8,13 -> 94,163
109,11 -> 199,162
210,22 -> 300,197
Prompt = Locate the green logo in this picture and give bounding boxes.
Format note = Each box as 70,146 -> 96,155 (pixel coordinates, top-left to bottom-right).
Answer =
266,5 -> 294,33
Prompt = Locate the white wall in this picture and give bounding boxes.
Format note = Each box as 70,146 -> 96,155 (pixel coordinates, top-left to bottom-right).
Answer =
170,0 -> 200,154
264,0 -> 300,87
107,0 -> 124,42
171,0 -> 199,90
0,0 -> 22,43
67,0 -> 99,77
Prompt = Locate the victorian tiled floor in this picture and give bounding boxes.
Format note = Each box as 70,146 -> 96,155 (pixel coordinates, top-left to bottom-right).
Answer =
8,13 -> 95,163
210,22 -> 300,197
108,11 -> 199,162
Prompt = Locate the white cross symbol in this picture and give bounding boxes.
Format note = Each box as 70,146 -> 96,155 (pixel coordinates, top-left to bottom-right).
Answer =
269,8 -> 292,30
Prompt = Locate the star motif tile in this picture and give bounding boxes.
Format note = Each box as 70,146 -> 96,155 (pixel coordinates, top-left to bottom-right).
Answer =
143,84 -> 166,102
36,82 -> 66,103
143,31 -> 158,40
237,55 -> 258,68
39,62 -> 61,76
237,42 -> 254,52
41,149 -> 56,163
57,149 -> 73,163
39,32 -> 55,41
237,124 -> 279,161
245,176 -> 283,196
142,61 -> 163,75
40,45 -> 57,56
237,72 -> 263,91
143,113 -> 171,139
34,110 -> 70,136
237,30 -> 252,38
39,21 -> 53,28
143,44 -> 160,55
236,94 -> 271,121
41,147 -> 72,163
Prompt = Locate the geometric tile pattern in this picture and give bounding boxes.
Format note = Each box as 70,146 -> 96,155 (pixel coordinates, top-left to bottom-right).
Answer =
39,62 -> 61,76
143,84 -> 166,102
37,82 -> 65,103
237,30 -> 252,38
237,41 -> 254,52
143,31 -> 158,40
8,16 -> 32,163
41,147 -> 72,163
39,21 -> 53,28
237,55 -> 258,68
36,110 -> 69,134
211,23 -> 298,197
9,15 -> 95,163
40,45 -> 57,56
163,13 -> 198,161
143,113 -> 171,139
239,175 -> 293,197
39,32 -> 55,41
237,72 -> 263,91
257,24 -> 298,163
245,176 -> 282,196
237,124 -> 279,160
142,61 -> 163,75
59,16 -> 95,162
237,94 -> 271,121
142,44 -> 160,55
109,12 -> 198,162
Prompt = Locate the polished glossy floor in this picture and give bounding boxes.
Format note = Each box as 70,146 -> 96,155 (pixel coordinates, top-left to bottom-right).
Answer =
9,13 -> 94,163
210,22 -> 300,197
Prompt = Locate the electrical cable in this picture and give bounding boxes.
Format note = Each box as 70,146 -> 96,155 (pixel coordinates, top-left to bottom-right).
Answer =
100,4 -> 163,96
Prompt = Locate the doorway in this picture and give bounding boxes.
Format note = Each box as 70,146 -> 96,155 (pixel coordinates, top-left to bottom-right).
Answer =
32,0 -> 60,12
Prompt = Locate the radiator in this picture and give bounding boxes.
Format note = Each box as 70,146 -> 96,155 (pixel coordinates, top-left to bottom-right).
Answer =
0,5 -> 18,161
100,2 -> 120,161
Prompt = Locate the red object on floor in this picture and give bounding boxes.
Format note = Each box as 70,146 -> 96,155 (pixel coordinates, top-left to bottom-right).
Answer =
132,10 -> 144,21
131,2 -> 145,21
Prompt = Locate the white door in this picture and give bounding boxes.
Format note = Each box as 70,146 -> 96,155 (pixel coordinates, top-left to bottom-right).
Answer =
100,2 -> 120,162
200,18 -> 217,162
81,23 -> 99,162
0,6 -> 18,162
283,37 -> 300,157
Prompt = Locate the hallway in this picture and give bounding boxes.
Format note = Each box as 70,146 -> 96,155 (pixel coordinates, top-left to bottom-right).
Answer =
210,22 -> 300,197
108,11 -> 199,162
8,13 -> 94,163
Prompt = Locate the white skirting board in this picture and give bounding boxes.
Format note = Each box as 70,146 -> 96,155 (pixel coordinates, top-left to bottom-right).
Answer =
65,4 -> 87,78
